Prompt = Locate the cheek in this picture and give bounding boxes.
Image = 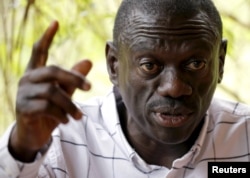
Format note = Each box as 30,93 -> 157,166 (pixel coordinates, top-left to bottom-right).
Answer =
121,71 -> 147,101
196,59 -> 219,92
195,66 -> 219,102
118,58 -> 148,98
118,65 -> 152,118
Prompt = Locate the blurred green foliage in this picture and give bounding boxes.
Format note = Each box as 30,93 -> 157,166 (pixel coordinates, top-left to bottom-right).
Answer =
0,0 -> 250,135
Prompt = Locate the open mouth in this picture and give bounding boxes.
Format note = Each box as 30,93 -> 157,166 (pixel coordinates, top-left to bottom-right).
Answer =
154,112 -> 191,127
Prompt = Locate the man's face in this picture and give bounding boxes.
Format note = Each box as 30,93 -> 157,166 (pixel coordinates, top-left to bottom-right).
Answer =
110,11 -> 225,144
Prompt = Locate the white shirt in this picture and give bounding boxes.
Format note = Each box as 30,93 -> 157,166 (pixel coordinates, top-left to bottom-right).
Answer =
0,90 -> 250,178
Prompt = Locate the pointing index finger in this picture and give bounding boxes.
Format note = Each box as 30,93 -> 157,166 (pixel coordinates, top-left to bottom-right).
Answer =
26,21 -> 59,71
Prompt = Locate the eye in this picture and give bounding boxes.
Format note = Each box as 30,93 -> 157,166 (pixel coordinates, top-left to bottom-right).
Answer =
185,60 -> 207,71
140,62 -> 162,74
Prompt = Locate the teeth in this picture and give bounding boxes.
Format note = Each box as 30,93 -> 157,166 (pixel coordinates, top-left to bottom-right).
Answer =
154,111 -> 191,127
162,112 -> 181,116
172,118 -> 181,124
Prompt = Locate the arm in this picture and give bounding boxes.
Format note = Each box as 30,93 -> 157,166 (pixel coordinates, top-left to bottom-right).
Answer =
0,21 -> 92,177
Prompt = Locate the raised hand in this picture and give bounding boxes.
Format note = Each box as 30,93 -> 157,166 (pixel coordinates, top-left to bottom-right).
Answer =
9,21 -> 92,162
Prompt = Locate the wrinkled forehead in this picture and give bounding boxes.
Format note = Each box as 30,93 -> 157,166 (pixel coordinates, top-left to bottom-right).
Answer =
118,9 -> 220,47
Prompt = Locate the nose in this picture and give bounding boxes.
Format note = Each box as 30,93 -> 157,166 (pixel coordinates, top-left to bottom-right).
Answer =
157,70 -> 192,98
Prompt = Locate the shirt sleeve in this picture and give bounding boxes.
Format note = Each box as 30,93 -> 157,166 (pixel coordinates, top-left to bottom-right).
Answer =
0,124 -> 52,178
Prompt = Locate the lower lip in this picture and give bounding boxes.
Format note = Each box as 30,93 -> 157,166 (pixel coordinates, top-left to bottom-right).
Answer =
154,113 -> 190,128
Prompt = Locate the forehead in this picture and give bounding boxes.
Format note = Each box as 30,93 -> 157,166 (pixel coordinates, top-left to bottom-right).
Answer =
119,10 -> 219,51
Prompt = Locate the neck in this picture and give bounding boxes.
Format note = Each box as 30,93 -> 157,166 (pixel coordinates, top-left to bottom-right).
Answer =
125,118 -> 204,168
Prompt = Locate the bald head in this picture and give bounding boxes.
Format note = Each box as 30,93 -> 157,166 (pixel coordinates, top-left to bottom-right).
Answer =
113,0 -> 223,46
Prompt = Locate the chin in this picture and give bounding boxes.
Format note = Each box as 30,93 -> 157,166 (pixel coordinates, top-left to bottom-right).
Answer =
148,126 -> 193,145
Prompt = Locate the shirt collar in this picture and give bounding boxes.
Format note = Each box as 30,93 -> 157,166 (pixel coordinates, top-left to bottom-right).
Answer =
171,115 -> 209,168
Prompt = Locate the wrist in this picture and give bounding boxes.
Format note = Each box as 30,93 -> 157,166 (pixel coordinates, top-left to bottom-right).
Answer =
8,125 -> 52,162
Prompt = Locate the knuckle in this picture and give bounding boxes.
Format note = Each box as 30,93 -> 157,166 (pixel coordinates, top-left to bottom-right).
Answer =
17,100 -> 49,116
18,73 -> 30,86
31,100 -> 51,116
47,65 -> 60,75
40,101 -> 51,112
15,97 -> 26,113
44,84 -> 57,95
17,77 -> 26,86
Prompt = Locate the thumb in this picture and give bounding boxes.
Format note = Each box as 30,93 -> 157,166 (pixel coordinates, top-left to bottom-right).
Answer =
71,59 -> 92,76
63,59 -> 92,96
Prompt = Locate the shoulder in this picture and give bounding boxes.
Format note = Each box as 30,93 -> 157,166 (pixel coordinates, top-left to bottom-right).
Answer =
209,98 -> 250,118
207,98 -> 250,133
197,98 -> 250,163
207,98 -> 250,134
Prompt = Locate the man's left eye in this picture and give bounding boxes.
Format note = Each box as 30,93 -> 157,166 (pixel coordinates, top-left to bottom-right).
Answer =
185,60 -> 207,71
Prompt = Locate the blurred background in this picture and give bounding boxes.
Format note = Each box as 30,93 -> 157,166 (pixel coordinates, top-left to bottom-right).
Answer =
0,0 -> 250,136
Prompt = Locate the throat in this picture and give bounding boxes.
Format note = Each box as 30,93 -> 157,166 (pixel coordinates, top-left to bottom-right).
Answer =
122,116 -> 205,168
127,133 -> 192,168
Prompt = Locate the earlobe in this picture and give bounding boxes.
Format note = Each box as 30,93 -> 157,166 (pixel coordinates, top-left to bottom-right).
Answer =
106,41 -> 119,86
218,39 -> 228,83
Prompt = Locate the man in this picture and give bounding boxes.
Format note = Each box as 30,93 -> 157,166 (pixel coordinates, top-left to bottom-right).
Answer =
0,0 -> 250,177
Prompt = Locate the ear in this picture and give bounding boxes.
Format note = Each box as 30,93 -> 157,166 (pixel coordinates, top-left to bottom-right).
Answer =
218,39 -> 227,83
106,41 -> 119,86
